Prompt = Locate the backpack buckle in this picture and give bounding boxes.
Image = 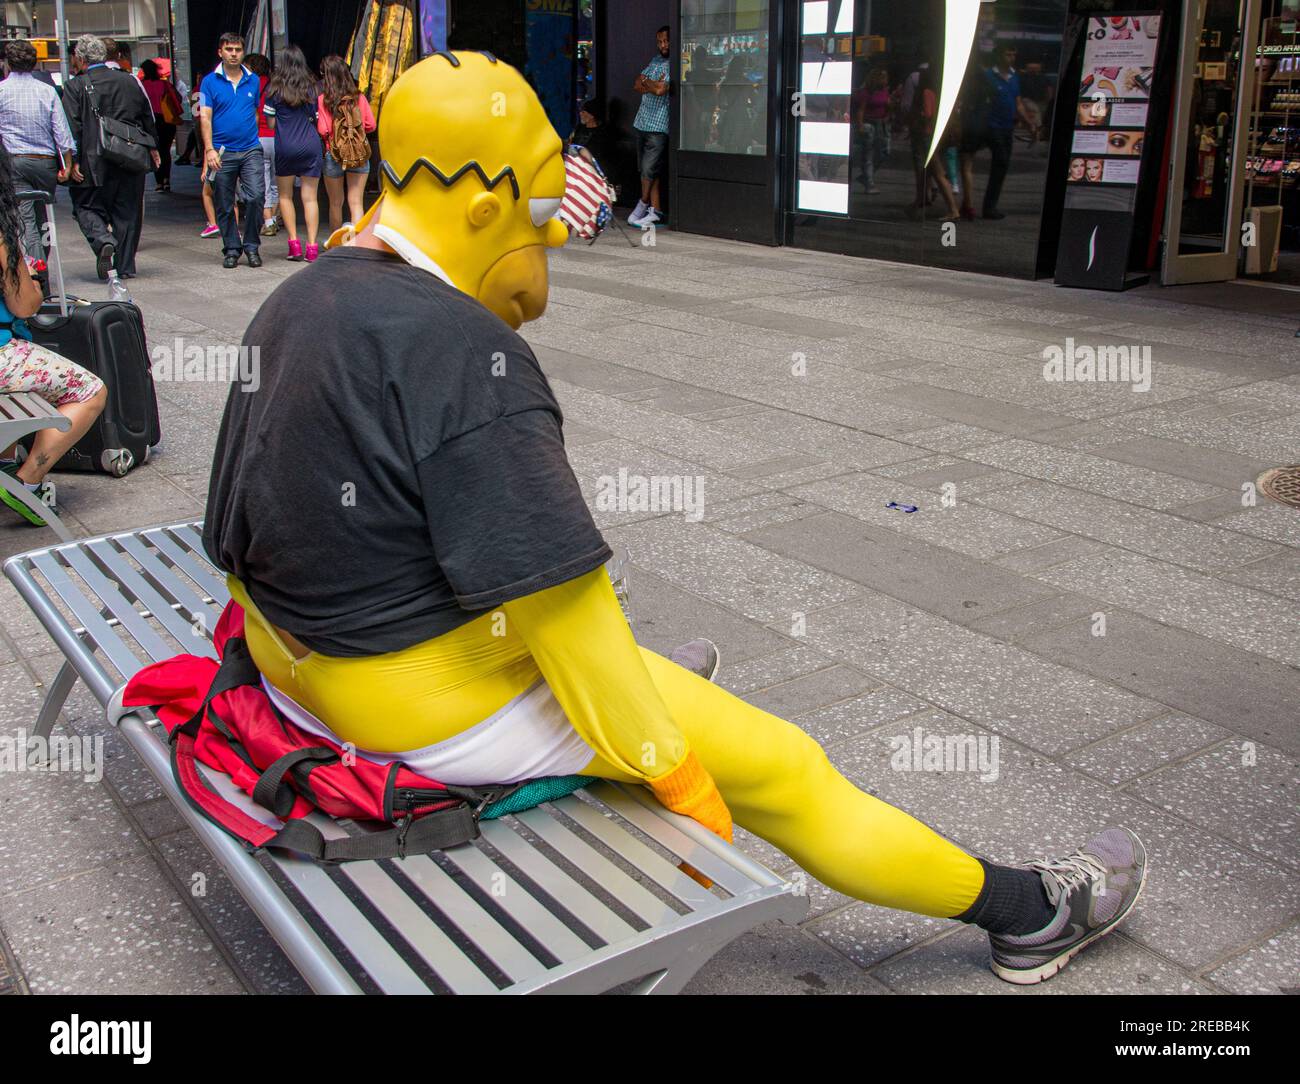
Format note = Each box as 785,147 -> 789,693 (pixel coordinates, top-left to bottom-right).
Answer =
394,813 -> 412,859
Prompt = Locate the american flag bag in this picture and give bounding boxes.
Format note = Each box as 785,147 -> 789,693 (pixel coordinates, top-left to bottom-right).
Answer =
559,148 -> 616,242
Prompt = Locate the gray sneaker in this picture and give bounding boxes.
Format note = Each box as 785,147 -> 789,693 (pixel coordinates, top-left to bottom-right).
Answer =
669,638 -> 720,683
989,827 -> 1147,985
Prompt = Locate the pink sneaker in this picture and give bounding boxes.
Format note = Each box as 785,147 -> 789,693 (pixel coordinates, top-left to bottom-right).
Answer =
200,223 -> 220,238
286,238 -> 303,261
304,243 -> 319,263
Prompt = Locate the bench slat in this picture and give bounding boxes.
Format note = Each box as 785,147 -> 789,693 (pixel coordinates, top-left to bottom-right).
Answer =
60,546 -> 177,663
29,552 -> 145,682
86,539 -> 210,654
270,852 -> 433,994
335,858 -> 499,994
437,843 -> 591,963
589,783 -> 757,898
115,533 -> 220,632
479,819 -> 638,947
555,796 -> 719,910
514,805 -> 682,927
142,526 -> 230,603
388,854 -> 550,986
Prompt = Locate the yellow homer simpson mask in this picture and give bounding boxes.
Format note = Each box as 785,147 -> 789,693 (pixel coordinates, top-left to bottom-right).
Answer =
332,51 -> 570,329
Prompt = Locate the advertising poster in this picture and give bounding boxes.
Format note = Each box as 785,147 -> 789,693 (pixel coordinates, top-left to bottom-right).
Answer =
1055,13 -> 1163,290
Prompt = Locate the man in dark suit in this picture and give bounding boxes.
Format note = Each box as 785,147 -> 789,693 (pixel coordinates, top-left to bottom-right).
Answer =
61,33 -> 159,279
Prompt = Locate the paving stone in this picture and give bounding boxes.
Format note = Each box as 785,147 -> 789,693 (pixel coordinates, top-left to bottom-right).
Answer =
747,665 -> 882,721
973,480 -> 1281,573
965,593 -> 1105,644
826,724 -> 1300,971
718,642 -> 842,696
743,511 -> 1060,626
607,517 -> 864,628
1127,742 -> 1299,871
792,686 -> 933,749
1205,923 -> 1300,994
1019,607 -> 1300,755
869,926 -> 1210,994
614,567 -> 791,667
969,439 -> 1222,510
0,854 -> 243,994
1065,713 -> 1234,787
681,921 -> 889,994
1222,550 -> 1300,604
807,903 -> 957,970
803,594 -> 1163,754
1036,551 -> 1300,668
1085,436 -> 1275,490
152,830 -> 308,994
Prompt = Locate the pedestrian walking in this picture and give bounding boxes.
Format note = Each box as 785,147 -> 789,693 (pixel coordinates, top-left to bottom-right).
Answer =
61,34 -> 160,280
0,39 -> 76,267
245,53 -> 280,237
140,59 -> 182,191
264,44 -> 323,262
198,32 -> 266,268
629,25 -> 670,227
316,54 -> 374,238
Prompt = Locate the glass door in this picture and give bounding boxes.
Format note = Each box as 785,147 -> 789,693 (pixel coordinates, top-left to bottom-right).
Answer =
1163,0 -> 1263,282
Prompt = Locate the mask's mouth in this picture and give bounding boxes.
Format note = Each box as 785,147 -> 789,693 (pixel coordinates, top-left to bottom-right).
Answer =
478,244 -> 549,328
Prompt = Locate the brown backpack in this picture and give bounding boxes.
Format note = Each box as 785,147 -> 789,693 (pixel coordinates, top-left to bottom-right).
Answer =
330,97 -> 370,170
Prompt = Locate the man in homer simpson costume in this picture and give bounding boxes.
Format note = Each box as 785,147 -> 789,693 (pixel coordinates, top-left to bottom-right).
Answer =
204,52 -> 1145,985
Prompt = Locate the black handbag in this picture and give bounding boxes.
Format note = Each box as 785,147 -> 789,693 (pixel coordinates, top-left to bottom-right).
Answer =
89,81 -> 156,174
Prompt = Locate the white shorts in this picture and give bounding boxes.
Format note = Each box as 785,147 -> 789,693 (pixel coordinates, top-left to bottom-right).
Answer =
261,677 -> 597,786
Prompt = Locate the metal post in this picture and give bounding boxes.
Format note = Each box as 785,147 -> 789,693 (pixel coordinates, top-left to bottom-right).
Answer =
54,0 -> 68,84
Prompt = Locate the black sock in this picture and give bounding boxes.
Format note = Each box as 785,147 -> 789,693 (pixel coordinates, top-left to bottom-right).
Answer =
955,857 -> 1055,936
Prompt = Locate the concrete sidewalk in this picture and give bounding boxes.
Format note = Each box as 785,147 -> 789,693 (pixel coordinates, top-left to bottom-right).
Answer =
0,169 -> 1295,995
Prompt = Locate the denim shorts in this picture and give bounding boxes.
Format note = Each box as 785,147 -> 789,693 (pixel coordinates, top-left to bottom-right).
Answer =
635,129 -> 667,180
323,149 -> 370,178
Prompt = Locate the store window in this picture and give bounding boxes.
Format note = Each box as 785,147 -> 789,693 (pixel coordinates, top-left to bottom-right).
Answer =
1246,0 -> 1300,279
680,0 -> 771,154
789,0 -> 1070,279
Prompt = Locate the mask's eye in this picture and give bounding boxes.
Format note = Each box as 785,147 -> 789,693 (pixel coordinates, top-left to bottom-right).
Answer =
530,196 -> 562,226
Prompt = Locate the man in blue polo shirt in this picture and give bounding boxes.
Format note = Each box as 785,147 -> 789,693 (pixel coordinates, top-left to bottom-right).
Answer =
199,32 -> 265,268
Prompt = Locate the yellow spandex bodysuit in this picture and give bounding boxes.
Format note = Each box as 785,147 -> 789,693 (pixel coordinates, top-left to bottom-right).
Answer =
235,569 -> 985,919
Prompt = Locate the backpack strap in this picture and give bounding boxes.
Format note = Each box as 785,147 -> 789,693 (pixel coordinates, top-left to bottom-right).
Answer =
167,636 -> 483,861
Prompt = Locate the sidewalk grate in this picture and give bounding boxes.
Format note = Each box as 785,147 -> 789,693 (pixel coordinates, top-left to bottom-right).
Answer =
1257,466 -> 1300,510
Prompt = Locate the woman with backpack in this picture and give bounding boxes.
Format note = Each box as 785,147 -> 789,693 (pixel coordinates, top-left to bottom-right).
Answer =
140,59 -> 183,192
317,54 -> 376,237
264,45 -> 324,262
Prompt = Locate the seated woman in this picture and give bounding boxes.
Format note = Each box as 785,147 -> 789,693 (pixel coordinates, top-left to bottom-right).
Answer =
203,52 -> 1145,986
0,145 -> 108,526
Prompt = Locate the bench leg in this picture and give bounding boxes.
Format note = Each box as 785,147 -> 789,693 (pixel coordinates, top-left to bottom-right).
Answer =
33,657 -> 79,743
0,470 -> 74,543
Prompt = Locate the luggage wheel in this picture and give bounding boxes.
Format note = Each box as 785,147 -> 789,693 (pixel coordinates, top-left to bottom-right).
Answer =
101,448 -> 135,477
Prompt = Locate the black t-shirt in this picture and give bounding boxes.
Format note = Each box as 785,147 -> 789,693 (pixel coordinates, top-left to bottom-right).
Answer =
203,246 -> 611,657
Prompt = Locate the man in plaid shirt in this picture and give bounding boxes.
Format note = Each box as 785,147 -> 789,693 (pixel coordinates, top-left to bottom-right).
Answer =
0,39 -> 76,265
629,25 -> 670,228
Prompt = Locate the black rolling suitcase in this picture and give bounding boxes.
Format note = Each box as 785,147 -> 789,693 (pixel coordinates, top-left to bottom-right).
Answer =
19,190 -> 161,477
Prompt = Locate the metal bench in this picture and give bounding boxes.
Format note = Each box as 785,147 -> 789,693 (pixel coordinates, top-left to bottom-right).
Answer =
5,521 -> 808,994
0,393 -> 73,542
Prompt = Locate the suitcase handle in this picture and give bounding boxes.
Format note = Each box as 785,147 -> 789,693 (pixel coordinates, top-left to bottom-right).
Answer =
14,188 -> 54,206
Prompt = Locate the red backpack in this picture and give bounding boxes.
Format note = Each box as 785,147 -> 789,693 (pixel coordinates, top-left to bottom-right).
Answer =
120,601 -> 516,862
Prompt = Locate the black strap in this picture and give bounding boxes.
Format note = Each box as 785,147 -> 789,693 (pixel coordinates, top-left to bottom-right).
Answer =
252,746 -> 337,817
266,802 -> 480,863
171,636 -> 261,744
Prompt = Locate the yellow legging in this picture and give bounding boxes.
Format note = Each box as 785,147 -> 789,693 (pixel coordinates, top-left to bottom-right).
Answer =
232,571 -> 985,919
